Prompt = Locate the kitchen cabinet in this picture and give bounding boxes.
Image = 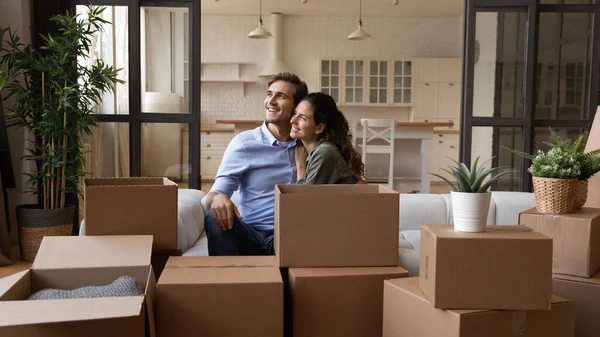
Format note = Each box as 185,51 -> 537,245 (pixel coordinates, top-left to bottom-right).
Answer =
319,58 -> 412,106
200,130 -> 233,180
413,58 -> 462,181
182,128 -> 233,181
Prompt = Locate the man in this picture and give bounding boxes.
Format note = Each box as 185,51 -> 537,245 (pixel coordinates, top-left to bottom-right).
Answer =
205,72 -> 309,256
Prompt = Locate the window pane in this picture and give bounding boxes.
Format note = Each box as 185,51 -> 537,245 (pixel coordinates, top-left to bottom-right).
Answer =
370,89 -> 377,103
346,88 -> 354,102
403,89 -> 411,104
394,89 -> 402,103
380,89 -> 387,103
534,127 -> 587,153
473,11 -> 526,118
379,77 -> 387,88
77,5 -> 129,115
321,60 -> 330,75
405,61 -> 412,75
356,76 -> 363,87
346,76 -> 354,87
321,77 -> 329,87
142,7 -> 190,113
331,61 -> 339,74
370,77 -> 378,88
394,61 -> 403,76
380,61 -> 388,75
331,76 -> 339,87
394,77 -> 402,88
142,123 -> 189,183
355,88 -> 363,103
82,123 -> 130,178
370,61 -> 378,75
536,13 -> 592,120
471,127 -> 523,191
404,77 -> 412,87
346,60 -> 354,75
356,61 -> 363,75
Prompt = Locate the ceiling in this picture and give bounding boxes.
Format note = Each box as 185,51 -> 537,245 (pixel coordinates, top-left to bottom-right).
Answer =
201,0 -> 464,18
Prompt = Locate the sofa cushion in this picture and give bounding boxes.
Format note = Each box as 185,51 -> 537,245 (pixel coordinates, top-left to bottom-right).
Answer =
182,232 -> 208,256
399,194 -> 449,232
490,191 -> 536,225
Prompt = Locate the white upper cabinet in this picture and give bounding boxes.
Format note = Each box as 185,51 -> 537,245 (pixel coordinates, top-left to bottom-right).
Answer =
318,58 -> 413,106
437,58 -> 462,83
343,60 -> 365,105
319,59 -> 341,103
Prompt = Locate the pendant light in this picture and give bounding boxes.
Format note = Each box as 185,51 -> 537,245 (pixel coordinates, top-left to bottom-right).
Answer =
348,0 -> 371,41
248,0 -> 272,39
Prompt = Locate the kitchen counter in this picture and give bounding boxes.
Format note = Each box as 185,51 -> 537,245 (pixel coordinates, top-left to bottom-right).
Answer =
216,119 -> 455,128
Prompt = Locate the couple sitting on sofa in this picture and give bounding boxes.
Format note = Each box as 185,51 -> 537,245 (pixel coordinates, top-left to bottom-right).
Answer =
205,72 -> 365,256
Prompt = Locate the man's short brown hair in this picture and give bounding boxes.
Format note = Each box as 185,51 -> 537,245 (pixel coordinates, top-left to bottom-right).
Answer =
267,72 -> 308,106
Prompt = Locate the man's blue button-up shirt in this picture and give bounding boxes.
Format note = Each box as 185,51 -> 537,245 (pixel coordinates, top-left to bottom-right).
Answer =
209,123 -> 297,231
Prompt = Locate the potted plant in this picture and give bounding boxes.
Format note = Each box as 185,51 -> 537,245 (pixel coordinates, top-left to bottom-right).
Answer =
0,6 -> 122,261
504,128 -> 600,214
544,129 -> 600,209
430,157 -> 514,233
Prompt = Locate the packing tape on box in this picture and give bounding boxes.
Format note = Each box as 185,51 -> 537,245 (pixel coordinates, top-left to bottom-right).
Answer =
512,310 -> 527,336
169,264 -> 275,269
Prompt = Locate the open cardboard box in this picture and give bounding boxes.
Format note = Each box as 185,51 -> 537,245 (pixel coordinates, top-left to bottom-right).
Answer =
275,184 -> 399,267
84,177 -> 178,251
0,235 -> 156,337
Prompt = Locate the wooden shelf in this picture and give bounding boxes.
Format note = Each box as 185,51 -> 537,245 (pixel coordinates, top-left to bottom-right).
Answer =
434,129 -> 460,135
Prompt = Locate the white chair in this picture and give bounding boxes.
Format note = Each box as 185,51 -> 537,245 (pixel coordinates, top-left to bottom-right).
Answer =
359,118 -> 396,188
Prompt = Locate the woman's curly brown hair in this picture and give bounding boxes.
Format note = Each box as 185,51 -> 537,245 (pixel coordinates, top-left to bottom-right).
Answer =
301,92 -> 365,179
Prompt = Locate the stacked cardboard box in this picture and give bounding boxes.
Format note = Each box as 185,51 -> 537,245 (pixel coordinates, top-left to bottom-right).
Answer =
156,256 -> 283,337
520,208 -> 600,337
275,184 -> 408,337
84,177 -> 180,277
0,235 -> 156,337
382,224 -> 575,336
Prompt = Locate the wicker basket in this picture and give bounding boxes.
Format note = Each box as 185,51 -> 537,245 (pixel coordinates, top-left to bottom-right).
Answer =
16,205 -> 75,262
573,180 -> 589,210
532,177 -> 578,214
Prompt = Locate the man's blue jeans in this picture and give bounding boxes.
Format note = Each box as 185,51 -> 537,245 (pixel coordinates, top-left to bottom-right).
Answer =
205,210 -> 275,256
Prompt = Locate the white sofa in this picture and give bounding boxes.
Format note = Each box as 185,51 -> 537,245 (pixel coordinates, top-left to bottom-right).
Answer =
80,189 -> 536,276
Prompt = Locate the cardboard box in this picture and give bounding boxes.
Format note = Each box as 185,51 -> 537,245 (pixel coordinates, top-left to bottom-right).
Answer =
288,266 -> 408,337
584,106 -> 600,208
519,208 -> 600,277
419,224 -> 552,310
0,235 -> 156,337
383,277 -> 574,337
84,177 -> 178,251
553,271 -> 600,337
157,256 -> 283,337
275,184 -> 399,267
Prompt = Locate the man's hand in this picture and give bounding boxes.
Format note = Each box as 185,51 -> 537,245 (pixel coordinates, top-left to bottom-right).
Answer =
209,193 -> 242,230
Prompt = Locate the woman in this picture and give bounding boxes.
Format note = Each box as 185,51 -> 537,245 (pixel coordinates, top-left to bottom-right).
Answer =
291,92 -> 365,184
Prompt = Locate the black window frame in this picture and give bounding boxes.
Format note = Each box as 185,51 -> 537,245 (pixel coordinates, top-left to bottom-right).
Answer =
461,0 -> 600,192
63,0 -> 201,189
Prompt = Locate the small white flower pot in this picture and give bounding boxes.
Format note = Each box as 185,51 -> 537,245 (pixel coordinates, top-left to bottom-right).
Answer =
451,191 -> 491,233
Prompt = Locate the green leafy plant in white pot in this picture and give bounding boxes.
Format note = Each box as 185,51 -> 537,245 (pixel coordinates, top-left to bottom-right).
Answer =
430,157 -> 515,233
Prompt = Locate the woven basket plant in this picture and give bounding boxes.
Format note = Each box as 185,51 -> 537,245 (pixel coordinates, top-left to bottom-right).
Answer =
503,127 -> 600,214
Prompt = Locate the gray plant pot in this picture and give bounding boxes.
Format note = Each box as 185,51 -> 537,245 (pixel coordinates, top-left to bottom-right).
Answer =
16,204 -> 75,262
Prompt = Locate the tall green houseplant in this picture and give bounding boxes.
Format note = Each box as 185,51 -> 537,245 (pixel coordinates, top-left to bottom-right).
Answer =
0,6 -> 123,261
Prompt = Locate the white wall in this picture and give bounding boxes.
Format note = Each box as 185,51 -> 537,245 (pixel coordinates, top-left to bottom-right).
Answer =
0,0 -> 35,243
200,14 -> 462,127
